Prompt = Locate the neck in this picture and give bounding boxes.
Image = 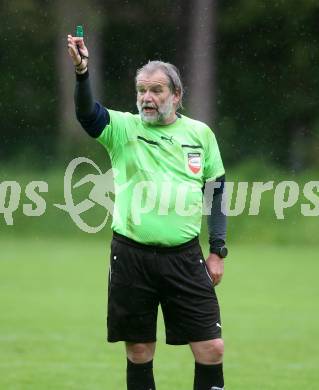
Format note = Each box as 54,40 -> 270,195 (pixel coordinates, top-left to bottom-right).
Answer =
161,112 -> 178,125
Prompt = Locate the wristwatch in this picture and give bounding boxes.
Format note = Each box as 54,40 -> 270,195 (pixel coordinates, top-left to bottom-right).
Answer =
210,246 -> 228,259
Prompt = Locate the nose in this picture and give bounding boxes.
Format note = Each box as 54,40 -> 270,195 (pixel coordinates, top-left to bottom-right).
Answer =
143,90 -> 152,102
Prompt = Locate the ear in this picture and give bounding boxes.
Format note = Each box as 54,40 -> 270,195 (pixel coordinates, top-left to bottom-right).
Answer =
173,90 -> 181,107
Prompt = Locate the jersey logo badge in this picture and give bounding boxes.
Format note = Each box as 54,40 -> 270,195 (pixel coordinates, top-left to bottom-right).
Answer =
188,152 -> 201,173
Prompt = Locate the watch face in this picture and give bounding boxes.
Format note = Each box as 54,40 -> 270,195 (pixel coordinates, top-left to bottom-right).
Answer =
220,247 -> 228,258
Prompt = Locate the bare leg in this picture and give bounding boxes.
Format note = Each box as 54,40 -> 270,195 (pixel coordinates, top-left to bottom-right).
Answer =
190,339 -> 224,390
125,342 -> 156,390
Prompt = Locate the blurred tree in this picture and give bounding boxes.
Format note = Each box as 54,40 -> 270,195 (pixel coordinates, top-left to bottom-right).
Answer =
1,0 -> 319,170
0,1 -> 58,164
101,0 -> 185,113
217,0 -> 319,169
186,0 -> 217,126
56,0 -> 104,151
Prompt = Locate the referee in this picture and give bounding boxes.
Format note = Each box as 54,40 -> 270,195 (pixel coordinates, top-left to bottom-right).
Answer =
68,34 -> 228,390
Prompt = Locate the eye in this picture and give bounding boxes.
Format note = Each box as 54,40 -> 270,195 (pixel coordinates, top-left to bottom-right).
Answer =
137,88 -> 145,94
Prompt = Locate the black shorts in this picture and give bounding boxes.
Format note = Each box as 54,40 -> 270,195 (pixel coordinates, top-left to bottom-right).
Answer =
107,232 -> 222,345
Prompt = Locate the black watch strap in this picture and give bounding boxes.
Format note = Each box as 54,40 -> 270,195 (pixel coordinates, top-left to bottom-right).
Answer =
210,246 -> 228,259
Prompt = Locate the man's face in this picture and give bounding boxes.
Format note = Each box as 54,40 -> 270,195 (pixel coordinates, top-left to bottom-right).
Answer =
136,70 -> 179,125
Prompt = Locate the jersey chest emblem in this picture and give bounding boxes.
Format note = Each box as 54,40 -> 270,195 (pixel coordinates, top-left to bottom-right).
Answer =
187,152 -> 201,173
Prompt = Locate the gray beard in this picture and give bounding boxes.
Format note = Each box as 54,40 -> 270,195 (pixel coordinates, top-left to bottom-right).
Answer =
137,96 -> 174,124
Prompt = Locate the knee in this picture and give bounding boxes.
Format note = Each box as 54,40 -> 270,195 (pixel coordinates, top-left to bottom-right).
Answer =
126,343 -> 155,364
192,338 -> 224,364
210,338 -> 224,362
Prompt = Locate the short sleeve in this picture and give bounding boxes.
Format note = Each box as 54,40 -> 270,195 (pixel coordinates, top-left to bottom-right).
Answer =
97,109 -> 130,155
203,127 -> 225,182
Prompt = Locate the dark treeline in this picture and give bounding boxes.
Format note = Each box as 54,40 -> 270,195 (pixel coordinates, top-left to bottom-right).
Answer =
1,0 -> 319,170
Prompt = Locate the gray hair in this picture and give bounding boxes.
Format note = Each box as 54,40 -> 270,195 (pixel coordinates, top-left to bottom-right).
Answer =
136,60 -> 184,110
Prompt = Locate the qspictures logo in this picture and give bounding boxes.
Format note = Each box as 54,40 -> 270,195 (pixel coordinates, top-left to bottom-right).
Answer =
0,157 -> 319,233
0,157 -> 117,234
54,157 -> 116,233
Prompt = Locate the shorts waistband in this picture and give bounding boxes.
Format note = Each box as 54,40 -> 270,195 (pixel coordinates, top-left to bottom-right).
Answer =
113,232 -> 199,253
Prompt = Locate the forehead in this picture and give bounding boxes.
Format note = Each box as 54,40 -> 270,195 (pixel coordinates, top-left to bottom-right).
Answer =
136,70 -> 170,87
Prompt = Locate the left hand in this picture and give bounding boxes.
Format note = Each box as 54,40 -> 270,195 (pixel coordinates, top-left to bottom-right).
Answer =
205,253 -> 224,286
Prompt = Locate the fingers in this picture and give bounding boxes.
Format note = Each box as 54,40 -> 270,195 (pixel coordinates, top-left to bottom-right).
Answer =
67,35 -> 81,65
67,34 -> 86,52
67,46 -> 81,65
67,45 -> 77,58
67,36 -> 78,53
206,264 -> 222,286
212,267 -> 224,286
67,34 -> 88,58
67,34 -> 89,72
67,34 -> 84,46
212,273 -> 223,286
206,255 -> 224,287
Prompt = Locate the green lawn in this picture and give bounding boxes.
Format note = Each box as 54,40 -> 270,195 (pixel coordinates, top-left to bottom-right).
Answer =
0,237 -> 318,389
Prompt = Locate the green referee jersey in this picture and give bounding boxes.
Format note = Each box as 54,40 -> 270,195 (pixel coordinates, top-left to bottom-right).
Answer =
97,110 -> 225,246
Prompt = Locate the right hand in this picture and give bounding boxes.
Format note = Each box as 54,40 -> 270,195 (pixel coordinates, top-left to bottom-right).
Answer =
205,253 -> 224,286
67,34 -> 89,74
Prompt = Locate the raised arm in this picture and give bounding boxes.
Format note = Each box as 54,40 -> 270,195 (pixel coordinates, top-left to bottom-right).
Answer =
67,34 -> 110,138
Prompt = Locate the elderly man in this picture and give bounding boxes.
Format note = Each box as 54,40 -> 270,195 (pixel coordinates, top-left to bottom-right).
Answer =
68,33 -> 228,390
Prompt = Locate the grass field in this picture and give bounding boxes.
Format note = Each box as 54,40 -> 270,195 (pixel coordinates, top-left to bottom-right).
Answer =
1,237 -> 319,389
